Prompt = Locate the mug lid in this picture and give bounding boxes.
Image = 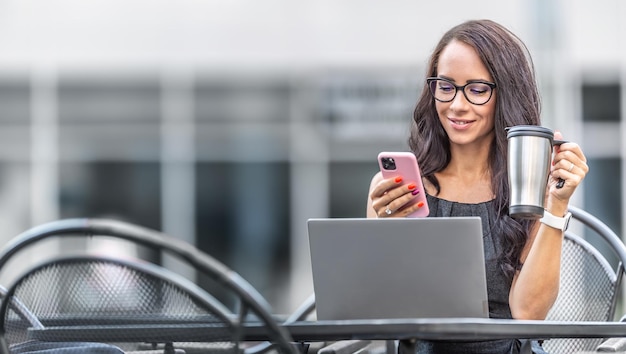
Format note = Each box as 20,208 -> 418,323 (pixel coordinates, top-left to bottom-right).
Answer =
506,125 -> 554,140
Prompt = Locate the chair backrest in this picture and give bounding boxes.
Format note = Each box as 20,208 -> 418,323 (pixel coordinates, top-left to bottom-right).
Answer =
543,206 -> 626,354
0,218 -> 296,354
1,255 -> 236,352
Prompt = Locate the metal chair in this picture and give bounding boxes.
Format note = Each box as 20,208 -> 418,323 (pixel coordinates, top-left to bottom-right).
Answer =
266,295 -> 379,354
247,293 -> 317,354
0,255 -> 224,353
0,218 -> 297,354
542,205 -> 626,354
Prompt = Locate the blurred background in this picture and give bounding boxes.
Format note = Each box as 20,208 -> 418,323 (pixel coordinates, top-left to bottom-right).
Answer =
0,0 -> 623,314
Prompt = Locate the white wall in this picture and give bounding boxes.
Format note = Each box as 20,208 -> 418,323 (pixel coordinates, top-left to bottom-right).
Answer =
0,0 -> 530,71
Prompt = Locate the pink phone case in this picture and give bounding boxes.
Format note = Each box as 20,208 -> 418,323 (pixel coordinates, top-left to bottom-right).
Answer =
378,151 -> 430,218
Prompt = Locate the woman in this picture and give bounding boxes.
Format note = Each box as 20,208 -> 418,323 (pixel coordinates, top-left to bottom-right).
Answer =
366,19 -> 588,353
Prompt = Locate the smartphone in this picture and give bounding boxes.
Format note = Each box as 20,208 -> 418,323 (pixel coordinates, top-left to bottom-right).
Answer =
377,151 -> 430,218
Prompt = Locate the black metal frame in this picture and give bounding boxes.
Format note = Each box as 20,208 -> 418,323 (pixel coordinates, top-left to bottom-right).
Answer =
0,218 -> 297,354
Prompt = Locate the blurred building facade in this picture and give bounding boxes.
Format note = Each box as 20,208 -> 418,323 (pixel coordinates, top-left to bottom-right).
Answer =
0,0 -> 624,313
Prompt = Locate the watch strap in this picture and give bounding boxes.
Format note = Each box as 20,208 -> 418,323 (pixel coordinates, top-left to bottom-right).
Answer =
540,210 -> 572,231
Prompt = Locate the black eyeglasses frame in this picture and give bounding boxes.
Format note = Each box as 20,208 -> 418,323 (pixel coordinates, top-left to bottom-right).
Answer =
426,77 -> 497,106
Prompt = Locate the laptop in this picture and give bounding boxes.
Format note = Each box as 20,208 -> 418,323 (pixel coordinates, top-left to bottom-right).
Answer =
307,217 -> 489,320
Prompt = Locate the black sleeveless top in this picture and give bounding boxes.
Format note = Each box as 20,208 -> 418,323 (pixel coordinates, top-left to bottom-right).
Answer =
415,194 -> 516,354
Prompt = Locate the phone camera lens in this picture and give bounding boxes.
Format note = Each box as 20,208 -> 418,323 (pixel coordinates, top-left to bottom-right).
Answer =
381,157 -> 396,170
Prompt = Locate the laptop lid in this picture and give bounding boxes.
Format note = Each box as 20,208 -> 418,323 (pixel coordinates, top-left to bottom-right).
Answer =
307,217 -> 489,320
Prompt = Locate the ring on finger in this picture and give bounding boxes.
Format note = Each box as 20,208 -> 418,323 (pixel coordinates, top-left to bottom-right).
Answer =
568,162 -> 575,172
385,206 -> 393,215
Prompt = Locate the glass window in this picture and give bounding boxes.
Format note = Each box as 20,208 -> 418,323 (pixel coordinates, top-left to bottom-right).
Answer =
59,161 -> 162,229
195,80 -> 290,122
320,73 -> 419,125
0,80 -> 31,160
329,161 -> 379,218
583,158 -> 622,268
57,78 -> 161,160
0,80 -> 31,123
58,78 -> 161,123
195,162 -> 290,309
582,83 -> 620,122
58,161 -> 163,262
0,162 -> 31,245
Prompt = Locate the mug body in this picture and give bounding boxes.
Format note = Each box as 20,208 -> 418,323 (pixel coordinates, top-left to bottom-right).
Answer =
506,125 -> 554,219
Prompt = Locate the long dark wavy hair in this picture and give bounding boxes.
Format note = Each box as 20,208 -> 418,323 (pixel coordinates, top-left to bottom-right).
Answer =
408,19 -> 540,280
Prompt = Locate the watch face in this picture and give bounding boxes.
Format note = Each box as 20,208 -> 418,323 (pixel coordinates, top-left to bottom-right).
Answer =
563,212 -> 572,231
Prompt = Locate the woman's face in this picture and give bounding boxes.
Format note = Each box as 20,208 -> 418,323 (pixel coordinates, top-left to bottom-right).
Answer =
434,40 -> 496,148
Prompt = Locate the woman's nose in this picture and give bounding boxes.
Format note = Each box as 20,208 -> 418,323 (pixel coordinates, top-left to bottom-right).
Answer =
449,89 -> 470,111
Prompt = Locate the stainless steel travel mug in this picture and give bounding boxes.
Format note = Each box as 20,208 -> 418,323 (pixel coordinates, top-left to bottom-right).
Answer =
506,125 -> 554,219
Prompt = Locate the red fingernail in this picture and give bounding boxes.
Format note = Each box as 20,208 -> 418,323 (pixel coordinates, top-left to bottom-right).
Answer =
417,202 -> 425,208
395,176 -> 403,183
407,183 -> 416,190
411,189 -> 420,195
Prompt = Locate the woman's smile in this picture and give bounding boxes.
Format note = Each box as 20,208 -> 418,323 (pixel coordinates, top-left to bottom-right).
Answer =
448,117 -> 476,129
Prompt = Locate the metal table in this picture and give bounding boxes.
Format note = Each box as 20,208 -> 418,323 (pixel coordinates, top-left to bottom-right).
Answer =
29,317 -> 626,343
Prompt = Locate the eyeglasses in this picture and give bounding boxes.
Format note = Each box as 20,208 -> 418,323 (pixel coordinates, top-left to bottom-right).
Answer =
426,77 -> 496,105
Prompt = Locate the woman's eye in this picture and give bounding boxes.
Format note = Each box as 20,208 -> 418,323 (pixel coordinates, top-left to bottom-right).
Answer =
468,85 -> 488,95
439,84 -> 454,92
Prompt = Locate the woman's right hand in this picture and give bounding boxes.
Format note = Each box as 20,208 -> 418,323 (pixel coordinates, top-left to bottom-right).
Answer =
366,172 -> 424,218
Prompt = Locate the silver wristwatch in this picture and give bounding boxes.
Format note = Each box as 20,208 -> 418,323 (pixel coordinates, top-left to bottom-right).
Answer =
540,210 -> 572,231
